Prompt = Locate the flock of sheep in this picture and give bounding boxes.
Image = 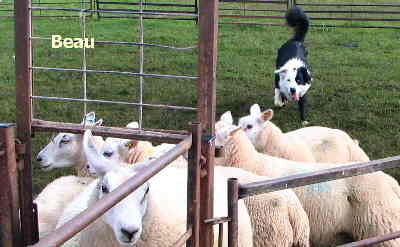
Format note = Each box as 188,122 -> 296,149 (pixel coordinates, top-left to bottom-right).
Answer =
34,105 -> 400,246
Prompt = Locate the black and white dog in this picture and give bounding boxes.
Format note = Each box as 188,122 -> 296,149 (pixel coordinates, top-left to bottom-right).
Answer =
274,6 -> 312,125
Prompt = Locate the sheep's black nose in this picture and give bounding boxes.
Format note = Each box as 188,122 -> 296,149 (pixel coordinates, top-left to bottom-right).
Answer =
121,228 -> 139,241
36,155 -> 43,162
290,88 -> 296,94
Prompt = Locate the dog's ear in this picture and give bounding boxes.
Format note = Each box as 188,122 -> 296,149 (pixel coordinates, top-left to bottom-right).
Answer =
298,67 -> 311,83
274,68 -> 287,76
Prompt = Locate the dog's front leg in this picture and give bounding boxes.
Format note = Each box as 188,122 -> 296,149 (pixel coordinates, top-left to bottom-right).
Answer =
274,74 -> 285,107
298,95 -> 309,125
274,88 -> 285,107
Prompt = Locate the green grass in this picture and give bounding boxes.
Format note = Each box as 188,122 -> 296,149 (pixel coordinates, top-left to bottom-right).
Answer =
1,0 -> 400,194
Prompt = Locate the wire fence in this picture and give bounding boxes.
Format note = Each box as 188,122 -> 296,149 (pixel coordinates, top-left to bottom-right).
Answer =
219,0 -> 400,28
0,0 -> 94,18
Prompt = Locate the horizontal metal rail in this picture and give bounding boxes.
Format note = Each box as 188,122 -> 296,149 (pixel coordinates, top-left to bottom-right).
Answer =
173,227 -> 193,247
296,3 -> 400,7
31,1 -> 92,4
219,8 -> 286,13
220,14 -> 400,22
98,8 -> 196,14
32,119 -> 189,143
98,1 -> 196,7
30,135 -> 192,247
337,231 -> 400,247
204,217 -> 231,225
30,7 -> 198,16
238,155 -> 400,199
304,10 -> 400,14
98,15 -> 197,20
220,0 -> 286,4
31,66 -> 198,80
218,21 -> 400,29
220,9 -> 400,15
31,36 -> 197,50
219,21 -> 284,26
32,96 -> 197,111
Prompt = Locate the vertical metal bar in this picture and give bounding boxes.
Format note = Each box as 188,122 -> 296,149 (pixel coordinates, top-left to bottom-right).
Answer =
194,0 -> 198,24
15,0 -> 36,244
197,0 -> 218,244
138,0 -> 144,128
218,223 -> 223,247
186,123 -> 201,247
227,178 -> 239,247
0,124 -> 22,247
96,0 -> 100,19
80,10 -> 87,115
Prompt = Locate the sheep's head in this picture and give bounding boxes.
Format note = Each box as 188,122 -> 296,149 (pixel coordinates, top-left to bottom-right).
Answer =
36,112 -> 103,170
215,111 -> 236,148
100,121 -> 140,163
238,104 -> 273,144
83,129 -> 120,176
98,166 -> 150,245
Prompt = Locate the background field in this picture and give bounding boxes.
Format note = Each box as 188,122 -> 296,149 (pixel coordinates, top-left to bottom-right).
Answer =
1,0 -> 399,194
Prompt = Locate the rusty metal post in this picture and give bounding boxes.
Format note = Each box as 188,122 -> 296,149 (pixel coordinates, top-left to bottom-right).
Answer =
197,0 -> 218,244
0,124 -> 22,247
15,0 -> 36,244
187,122 -> 201,247
227,178 -> 239,247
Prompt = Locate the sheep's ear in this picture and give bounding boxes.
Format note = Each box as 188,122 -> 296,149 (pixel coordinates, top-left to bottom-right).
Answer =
82,112 -> 96,125
95,119 -> 103,126
83,130 -> 116,176
229,127 -> 242,137
126,121 -> 139,129
220,111 -> 233,125
250,104 -> 261,116
260,109 -> 274,122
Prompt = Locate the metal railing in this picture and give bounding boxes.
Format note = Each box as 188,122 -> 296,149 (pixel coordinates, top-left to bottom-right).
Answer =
227,155 -> 400,246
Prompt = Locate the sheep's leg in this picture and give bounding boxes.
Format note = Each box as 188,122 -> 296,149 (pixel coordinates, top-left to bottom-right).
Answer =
298,95 -> 309,125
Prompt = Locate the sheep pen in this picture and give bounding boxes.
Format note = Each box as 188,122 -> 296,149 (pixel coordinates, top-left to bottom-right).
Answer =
2,0 -> 400,246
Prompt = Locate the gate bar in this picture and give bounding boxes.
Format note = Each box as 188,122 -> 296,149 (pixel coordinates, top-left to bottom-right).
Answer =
32,119 -> 188,144
239,155 -> 400,198
337,231 -> 400,247
15,0 -> 36,244
186,122 -> 202,247
0,124 -> 22,247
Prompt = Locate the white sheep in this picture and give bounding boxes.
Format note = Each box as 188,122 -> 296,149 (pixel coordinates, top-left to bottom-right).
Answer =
215,166 -> 310,247
61,129 -> 310,247
238,104 -> 370,163
35,175 -> 92,238
216,126 -> 400,247
34,112 -> 104,237
97,122 -> 187,172
36,111 -> 105,177
57,139 -> 254,247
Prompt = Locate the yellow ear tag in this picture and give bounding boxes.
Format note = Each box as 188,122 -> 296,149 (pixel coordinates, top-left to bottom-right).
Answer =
125,142 -> 135,149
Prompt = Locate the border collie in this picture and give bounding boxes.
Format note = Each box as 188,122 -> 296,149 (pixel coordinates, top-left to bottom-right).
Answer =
274,6 -> 312,125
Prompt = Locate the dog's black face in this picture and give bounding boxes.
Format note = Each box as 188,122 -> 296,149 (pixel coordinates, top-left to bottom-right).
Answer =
295,67 -> 311,85
275,59 -> 312,101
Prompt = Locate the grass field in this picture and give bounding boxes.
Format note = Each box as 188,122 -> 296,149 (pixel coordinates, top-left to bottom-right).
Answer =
1,0 -> 400,194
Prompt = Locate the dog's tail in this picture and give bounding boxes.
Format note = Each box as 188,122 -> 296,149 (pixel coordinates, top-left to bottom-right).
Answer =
286,6 -> 309,42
